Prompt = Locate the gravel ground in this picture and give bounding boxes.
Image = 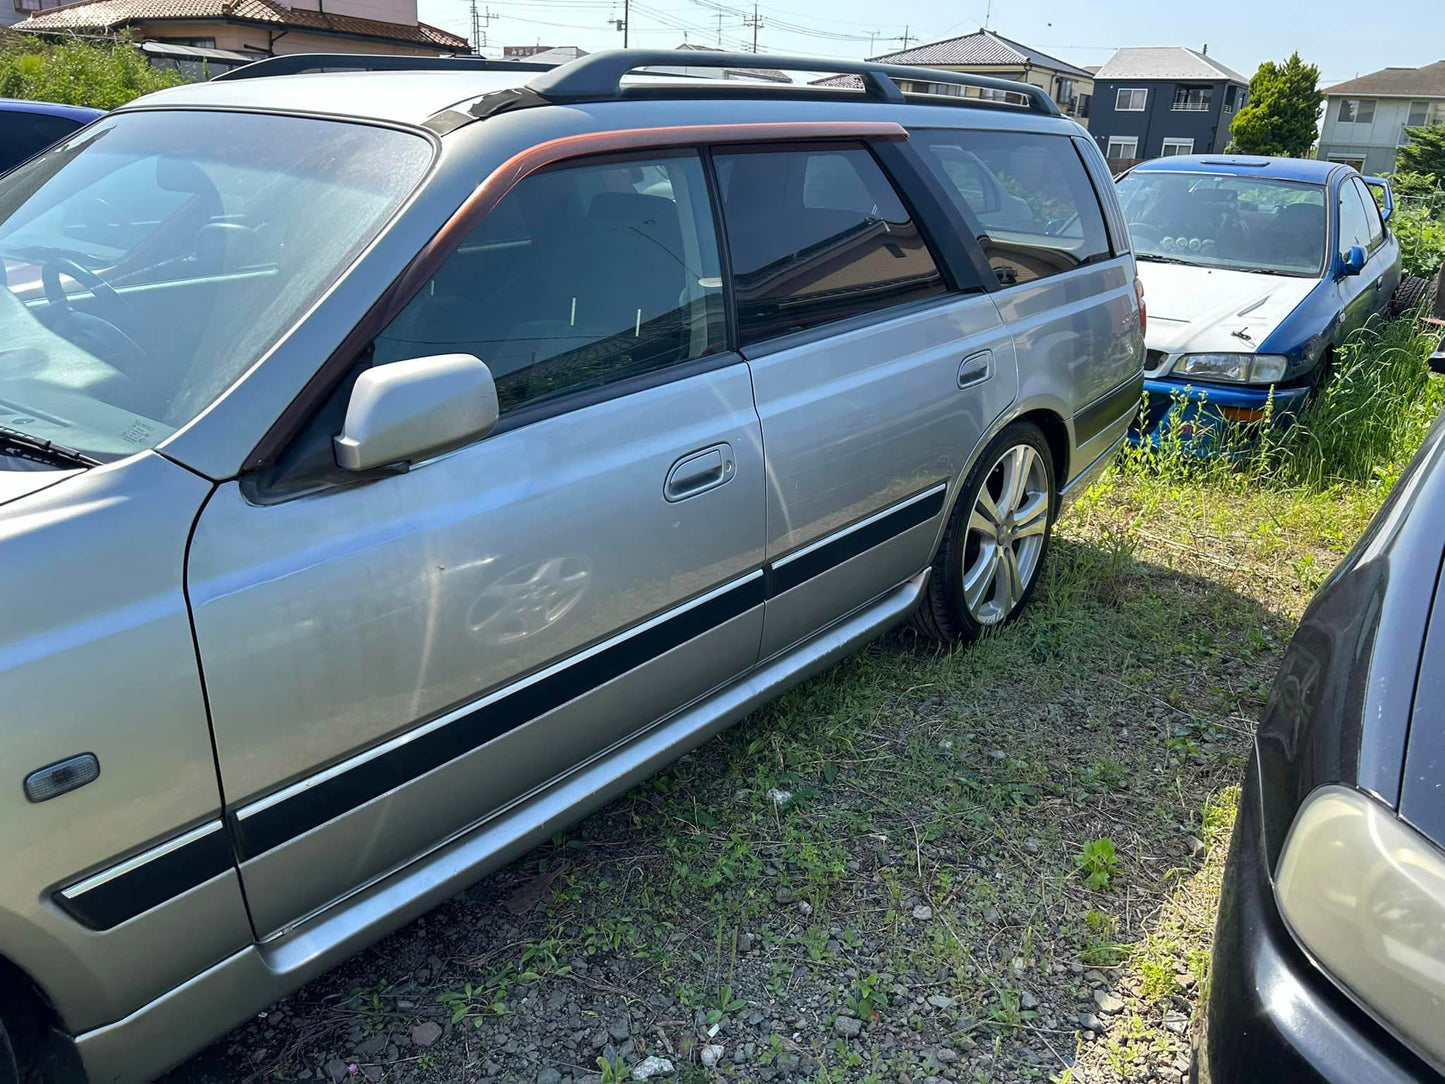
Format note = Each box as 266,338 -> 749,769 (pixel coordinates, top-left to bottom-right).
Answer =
163,471 -> 1373,1084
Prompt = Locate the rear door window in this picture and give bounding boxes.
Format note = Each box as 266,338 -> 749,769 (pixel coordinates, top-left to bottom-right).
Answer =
911,129 -> 1112,286
372,151 -> 727,416
0,111 -> 83,174
713,144 -> 945,345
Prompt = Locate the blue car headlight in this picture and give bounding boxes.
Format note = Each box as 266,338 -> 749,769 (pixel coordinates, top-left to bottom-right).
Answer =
1171,353 -> 1288,384
1276,786 -> 1445,1073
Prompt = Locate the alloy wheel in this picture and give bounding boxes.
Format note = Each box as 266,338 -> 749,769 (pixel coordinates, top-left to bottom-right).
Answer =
961,443 -> 1049,625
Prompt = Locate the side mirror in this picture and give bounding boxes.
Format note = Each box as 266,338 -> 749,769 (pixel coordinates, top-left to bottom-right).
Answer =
1341,244 -> 1367,277
334,354 -> 498,472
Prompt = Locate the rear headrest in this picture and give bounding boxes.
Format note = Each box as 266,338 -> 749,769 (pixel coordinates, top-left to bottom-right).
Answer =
1277,202 -> 1322,224
588,191 -> 676,228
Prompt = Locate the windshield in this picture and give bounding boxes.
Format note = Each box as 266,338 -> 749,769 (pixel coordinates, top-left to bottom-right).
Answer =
1115,171 -> 1327,277
0,110 -> 432,463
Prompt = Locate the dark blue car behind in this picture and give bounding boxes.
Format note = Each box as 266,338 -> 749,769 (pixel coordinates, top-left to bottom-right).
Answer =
0,99 -> 103,174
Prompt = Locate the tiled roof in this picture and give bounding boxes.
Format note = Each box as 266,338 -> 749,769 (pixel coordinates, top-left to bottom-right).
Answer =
1093,46 -> 1246,84
860,29 -> 1091,78
671,42 -> 790,83
1326,60 -> 1445,98
14,0 -> 468,49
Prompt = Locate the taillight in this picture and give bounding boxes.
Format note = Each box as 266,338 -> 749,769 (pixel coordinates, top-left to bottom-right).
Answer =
1134,277 -> 1147,336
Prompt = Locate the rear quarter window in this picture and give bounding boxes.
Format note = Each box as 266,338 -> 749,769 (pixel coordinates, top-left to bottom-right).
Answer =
911,129 -> 1112,286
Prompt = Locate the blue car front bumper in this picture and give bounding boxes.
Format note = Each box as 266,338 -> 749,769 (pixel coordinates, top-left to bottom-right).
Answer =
1130,377 -> 1312,451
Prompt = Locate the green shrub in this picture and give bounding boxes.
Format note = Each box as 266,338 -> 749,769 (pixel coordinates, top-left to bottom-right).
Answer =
0,34 -> 181,110
1393,201 -> 1445,278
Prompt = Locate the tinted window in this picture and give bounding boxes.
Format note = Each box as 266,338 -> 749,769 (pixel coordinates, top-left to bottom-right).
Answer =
714,145 -> 944,345
1337,179 -> 1372,254
1353,178 -> 1385,247
0,112 -> 83,174
912,129 -> 1112,286
373,152 -> 726,416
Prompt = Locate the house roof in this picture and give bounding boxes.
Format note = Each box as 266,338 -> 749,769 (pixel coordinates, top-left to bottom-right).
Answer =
13,0 -> 469,51
853,29 -> 1091,79
1325,60 -> 1445,98
671,42 -> 791,83
1093,46 -> 1246,84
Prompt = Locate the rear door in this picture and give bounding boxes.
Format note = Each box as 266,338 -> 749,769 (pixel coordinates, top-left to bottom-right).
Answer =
1352,176 -> 1399,315
188,149 -> 766,936
711,140 -> 1018,658
910,128 -> 1143,474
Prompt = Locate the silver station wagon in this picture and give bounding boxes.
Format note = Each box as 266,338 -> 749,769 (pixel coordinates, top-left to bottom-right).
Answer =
0,50 -> 1143,1081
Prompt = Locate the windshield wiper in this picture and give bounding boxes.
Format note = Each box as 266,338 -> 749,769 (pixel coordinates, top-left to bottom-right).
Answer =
0,425 -> 100,468
1135,253 -> 1196,265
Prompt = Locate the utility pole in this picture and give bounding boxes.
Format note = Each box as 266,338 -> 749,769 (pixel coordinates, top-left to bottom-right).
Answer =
896,24 -> 912,50
608,0 -> 629,48
743,0 -> 762,53
469,1 -> 495,54
716,12 -> 724,46
867,29 -> 880,56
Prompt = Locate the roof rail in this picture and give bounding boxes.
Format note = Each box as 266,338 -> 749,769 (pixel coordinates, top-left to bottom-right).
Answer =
213,53 -> 553,82
525,48 -> 1061,117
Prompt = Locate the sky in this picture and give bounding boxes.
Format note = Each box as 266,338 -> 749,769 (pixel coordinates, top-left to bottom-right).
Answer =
414,0 -> 1444,87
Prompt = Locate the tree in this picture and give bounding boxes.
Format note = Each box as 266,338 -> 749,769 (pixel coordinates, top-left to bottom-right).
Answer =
0,34 -> 181,110
1230,52 -> 1324,158
1395,123 -> 1445,187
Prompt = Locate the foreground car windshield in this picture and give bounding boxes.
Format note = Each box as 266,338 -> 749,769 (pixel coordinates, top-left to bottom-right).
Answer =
1115,172 -> 1326,277
0,110 -> 432,462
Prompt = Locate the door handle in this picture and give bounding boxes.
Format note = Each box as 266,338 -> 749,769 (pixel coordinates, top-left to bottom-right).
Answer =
957,349 -> 994,389
664,444 -> 733,502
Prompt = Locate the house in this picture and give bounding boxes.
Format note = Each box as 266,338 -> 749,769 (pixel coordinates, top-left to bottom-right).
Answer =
1317,61 -> 1445,174
651,43 -> 791,84
811,29 -> 1093,125
1089,46 -> 1249,166
502,45 -> 587,65
11,0 -> 468,56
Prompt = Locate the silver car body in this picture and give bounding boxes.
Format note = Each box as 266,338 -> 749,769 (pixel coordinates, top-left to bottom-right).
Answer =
0,60 -> 1142,1081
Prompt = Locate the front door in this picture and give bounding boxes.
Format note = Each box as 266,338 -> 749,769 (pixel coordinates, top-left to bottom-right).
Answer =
188,150 -> 767,936
711,141 -> 1019,658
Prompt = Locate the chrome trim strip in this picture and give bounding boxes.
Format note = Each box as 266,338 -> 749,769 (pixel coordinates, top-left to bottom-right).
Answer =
771,482 -> 949,569
60,820 -> 225,900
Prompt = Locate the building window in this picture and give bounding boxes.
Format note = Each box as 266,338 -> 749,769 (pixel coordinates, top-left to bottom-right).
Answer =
1115,88 -> 1147,112
1159,138 -> 1195,156
1327,154 -> 1367,171
1106,136 -> 1139,160
1338,99 -> 1376,124
925,82 -> 963,97
1407,100 -> 1431,127
1172,86 -> 1212,111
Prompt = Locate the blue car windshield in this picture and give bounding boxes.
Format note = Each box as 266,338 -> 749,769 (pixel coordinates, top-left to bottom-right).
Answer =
1115,172 -> 1327,277
0,110 -> 432,462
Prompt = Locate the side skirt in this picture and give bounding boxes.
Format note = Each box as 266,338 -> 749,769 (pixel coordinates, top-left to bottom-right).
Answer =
73,570 -> 929,1084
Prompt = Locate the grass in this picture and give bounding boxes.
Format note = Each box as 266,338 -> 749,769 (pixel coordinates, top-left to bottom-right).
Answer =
170,314 -> 1444,1084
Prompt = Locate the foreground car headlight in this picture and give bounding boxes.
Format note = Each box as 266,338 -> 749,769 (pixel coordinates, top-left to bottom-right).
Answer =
1171,353 -> 1287,384
1276,786 -> 1445,1070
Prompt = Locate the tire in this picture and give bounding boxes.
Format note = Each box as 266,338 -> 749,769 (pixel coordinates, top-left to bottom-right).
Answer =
1390,275 -> 1437,318
911,421 -> 1056,643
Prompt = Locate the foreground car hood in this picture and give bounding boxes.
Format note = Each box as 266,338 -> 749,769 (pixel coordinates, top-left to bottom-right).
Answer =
0,465 -> 82,507
1139,261 -> 1319,359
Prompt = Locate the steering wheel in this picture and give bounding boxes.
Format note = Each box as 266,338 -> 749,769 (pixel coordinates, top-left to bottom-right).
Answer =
1128,222 -> 1165,247
40,257 -> 151,377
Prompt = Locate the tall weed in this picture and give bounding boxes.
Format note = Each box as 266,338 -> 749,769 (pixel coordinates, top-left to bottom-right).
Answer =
1123,314 -> 1445,494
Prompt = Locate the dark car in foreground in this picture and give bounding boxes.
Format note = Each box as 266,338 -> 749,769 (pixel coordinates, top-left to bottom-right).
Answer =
0,99 -> 102,174
1199,392 -> 1445,1081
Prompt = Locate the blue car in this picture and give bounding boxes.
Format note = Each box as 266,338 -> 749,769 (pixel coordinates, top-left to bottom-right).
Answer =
0,99 -> 103,175
1115,155 -> 1402,445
